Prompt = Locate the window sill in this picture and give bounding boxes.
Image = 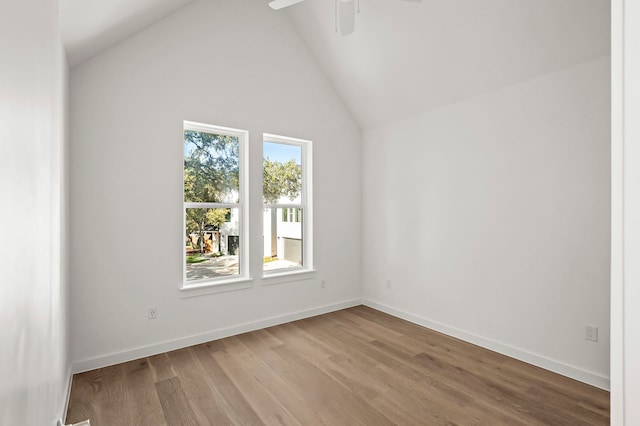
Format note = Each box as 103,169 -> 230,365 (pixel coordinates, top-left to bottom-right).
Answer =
180,277 -> 253,298
261,268 -> 316,286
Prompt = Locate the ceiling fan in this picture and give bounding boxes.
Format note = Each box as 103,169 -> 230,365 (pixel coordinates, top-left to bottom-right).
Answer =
268,0 -> 422,35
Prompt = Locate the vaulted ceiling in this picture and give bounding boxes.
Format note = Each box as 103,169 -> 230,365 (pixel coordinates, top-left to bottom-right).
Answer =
60,0 -> 610,130
60,0 -> 196,67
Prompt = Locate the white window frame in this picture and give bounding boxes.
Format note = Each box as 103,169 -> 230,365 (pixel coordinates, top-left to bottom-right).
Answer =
181,121 -> 251,294
263,133 -> 313,279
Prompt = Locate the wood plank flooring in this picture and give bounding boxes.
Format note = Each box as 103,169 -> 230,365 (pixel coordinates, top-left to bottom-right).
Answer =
66,306 -> 609,425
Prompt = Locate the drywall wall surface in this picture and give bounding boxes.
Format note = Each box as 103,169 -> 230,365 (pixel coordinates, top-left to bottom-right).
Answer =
69,0 -> 361,367
618,0 -> 640,421
362,56 -> 610,387
0,0 -> 70,423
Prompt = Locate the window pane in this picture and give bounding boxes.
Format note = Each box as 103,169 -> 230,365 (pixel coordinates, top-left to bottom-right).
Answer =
263,142 -> 302,204
263,208 -> 302,271
184,130 -> 239,203
185,208 -> 240,281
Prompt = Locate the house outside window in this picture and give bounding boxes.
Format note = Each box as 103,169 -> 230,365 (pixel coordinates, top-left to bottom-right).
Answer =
281,208 -> 301,223
183,121 -> 248,286
263,134 -> 312,274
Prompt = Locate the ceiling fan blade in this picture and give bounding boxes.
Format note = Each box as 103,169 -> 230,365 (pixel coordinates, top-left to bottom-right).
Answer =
268,0 -> 305,10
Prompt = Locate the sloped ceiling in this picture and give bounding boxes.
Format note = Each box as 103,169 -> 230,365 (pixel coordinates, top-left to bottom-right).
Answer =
60,0 -> 610,129
283,0 -> 610,129
60,0 -> 196,67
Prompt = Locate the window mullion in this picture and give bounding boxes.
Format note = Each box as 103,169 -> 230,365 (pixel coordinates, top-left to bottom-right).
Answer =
184,202 -> 239,209
263,203 -> 303,209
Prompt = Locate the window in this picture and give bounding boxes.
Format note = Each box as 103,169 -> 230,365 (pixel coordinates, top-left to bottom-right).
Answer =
281,208 -> 301,223
183,121 -> 248,286
263,134 -> 312,274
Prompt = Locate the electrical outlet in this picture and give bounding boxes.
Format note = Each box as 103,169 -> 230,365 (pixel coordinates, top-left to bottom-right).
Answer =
386,280 -> 392,289
148,307 -> 157,319
321,280 -> 326,288
585,325 -> 598,342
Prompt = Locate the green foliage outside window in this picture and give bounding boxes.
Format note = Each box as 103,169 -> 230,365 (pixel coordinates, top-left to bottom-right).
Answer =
263,158 -> 302,204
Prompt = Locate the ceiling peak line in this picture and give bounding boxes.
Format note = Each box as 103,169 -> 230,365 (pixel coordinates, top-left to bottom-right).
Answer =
268,0 -> 422,36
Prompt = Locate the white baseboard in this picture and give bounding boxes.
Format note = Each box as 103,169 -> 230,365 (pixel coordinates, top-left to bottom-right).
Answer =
362,298 -> 610,391
70,297 -> 610,391
71,298 -> 361,374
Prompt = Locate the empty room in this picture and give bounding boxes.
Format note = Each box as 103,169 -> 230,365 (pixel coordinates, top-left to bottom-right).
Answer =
2,0 -> 639,425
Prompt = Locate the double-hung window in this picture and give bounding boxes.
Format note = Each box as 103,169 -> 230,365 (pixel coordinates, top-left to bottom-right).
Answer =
183,121 -> 248,286
263,134 -> 312,274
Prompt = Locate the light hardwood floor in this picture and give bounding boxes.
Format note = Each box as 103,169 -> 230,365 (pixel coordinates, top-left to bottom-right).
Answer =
66,306 -> 609,425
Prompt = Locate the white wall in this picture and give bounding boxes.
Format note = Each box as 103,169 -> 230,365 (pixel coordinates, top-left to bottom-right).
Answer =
0,0 -> 70,424
69,0 -> 361,370
612,0 -> 640,422
623,3 -> 640,420
362,56 -> 610,389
